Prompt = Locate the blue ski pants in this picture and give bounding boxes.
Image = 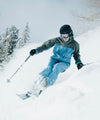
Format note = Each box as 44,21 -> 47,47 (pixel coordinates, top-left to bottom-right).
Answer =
39,58 -> 70,86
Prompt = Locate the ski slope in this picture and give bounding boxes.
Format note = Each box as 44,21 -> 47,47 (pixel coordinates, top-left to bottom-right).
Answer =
0,27 -> 100,120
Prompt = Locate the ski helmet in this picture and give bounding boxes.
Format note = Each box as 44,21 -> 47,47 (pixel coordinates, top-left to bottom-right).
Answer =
60,25 -> 73,36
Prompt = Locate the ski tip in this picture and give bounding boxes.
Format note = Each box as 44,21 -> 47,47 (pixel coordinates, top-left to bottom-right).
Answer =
16,93 -> 30,100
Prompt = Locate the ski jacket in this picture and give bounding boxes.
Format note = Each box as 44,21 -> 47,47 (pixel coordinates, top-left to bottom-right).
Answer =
36,36 -> 82,64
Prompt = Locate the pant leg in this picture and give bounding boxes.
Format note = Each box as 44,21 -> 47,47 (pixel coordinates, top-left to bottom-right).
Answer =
47,62 -> 70,86
39,58 -> 58,78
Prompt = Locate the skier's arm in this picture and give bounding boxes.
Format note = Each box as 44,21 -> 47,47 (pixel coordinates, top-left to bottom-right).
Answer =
73,43 -> 84,69
73,43 -> 81,64
35,38 -> 57,53
30,38 -> 58,56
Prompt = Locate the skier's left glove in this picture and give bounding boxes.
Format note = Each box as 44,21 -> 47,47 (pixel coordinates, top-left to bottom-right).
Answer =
77,63 -> 84,70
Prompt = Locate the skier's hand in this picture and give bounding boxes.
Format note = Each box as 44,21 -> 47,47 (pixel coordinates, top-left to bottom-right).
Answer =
30,49 -> 36,56
77,63 -> 84,70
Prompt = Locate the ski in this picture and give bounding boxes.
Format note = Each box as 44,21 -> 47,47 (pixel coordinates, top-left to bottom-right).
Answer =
16,90 -> 42,100
16,93 -> 31,100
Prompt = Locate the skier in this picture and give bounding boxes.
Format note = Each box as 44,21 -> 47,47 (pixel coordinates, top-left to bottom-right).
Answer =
26,25 -> 84,98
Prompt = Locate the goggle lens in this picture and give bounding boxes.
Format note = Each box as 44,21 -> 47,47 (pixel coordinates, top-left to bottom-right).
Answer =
61,34 -> 69,38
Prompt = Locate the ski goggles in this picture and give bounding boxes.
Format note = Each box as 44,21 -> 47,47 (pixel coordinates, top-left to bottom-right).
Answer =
60,34 -> 69,38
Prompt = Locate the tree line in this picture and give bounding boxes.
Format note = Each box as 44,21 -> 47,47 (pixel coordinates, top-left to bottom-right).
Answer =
0,23 -> 30,63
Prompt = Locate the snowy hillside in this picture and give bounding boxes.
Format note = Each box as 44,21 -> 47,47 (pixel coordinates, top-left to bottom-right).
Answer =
0,27 -> 100,120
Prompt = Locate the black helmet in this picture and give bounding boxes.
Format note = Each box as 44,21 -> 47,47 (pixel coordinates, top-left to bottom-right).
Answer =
60,24 -> 73,36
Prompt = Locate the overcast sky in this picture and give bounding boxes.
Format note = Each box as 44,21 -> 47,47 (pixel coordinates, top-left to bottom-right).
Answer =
0,0 -> 100,42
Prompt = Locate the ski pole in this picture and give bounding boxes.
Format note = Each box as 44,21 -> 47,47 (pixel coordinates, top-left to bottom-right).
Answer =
83,62 -> 95,66
83,59 -> 100,66
7,55 -> 31,83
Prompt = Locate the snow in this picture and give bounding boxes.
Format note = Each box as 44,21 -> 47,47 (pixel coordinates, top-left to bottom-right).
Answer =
0,26 -> 100,120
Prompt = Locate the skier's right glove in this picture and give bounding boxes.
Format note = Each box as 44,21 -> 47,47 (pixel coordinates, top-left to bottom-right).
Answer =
30,49 -> 36,56
77,63 -> 84,70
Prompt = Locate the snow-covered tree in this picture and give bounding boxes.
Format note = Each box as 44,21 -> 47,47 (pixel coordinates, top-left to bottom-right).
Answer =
0,39 -> 9,62
6,25 -> 19,54
23,22 -> 30,43
0,36 -> 2,41
0,24 -> 30,63
17,23 -> 30,48
5,28 -> 9,37
0,25 -> 19,62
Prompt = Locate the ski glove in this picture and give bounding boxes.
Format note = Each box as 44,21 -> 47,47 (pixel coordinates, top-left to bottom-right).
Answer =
77,63 -> 84,70
30,49 -> 36,56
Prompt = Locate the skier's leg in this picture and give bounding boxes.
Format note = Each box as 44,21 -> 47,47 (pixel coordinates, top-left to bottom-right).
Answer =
47,62 -> 70,85
28,59 -> 58,96
39,58 -> 58,78
33,58 -> 56,88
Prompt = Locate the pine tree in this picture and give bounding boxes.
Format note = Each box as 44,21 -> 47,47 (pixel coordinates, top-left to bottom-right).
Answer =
0,25 -> 19,62
7,25 -> 19,54
23,22 -> 30,43
17,23 -> 30,48
0,36 -> 2,41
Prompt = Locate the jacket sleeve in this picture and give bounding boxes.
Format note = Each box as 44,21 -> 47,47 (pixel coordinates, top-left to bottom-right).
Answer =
73,42 -> 82,64
36,38 -> 58,53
